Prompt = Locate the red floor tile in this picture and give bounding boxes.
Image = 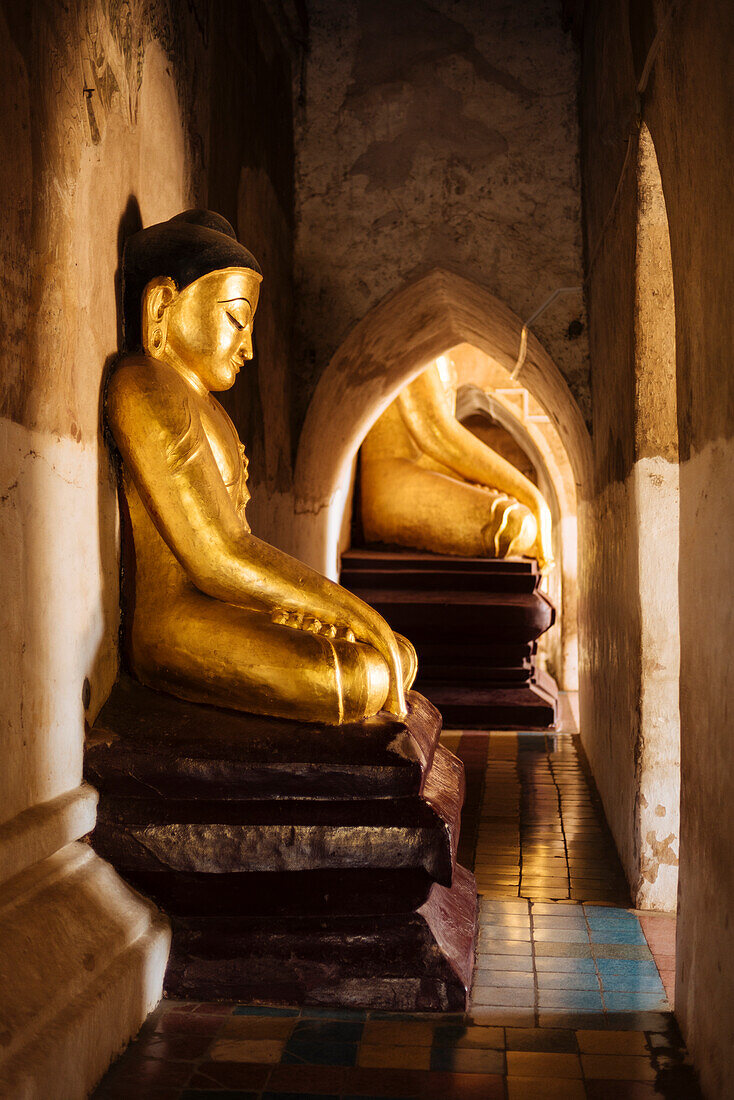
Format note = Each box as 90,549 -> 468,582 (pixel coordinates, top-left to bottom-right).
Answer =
267,1061 -> 348,1092
186,1060 -> 272,1089
152,1010 -> 226,1035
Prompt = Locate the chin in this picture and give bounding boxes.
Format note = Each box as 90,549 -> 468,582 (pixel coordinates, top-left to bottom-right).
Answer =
212,367 -> 237,390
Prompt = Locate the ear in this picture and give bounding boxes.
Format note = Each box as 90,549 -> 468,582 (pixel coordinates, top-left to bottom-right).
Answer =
142,276 -> 178,358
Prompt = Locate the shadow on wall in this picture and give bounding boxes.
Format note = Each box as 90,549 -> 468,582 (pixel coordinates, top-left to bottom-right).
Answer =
93,196 -> 144,707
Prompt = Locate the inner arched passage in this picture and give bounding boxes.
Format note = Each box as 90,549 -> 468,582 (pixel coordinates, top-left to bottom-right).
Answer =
449,343 -> 579,693
291,270 -> 591,588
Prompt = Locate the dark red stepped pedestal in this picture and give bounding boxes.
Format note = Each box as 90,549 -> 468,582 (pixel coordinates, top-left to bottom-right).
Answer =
340,548 -> 558,729
86,676 -> 477,1010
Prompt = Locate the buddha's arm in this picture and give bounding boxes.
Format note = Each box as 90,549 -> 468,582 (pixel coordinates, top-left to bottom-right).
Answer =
396,367 -> 554,566
108,363 -> 407,716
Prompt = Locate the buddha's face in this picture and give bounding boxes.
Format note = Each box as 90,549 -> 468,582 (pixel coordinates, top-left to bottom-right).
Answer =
144,268 -> 261,391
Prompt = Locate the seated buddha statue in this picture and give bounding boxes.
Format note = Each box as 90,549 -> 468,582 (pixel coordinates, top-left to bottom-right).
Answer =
108,209 -> 415,725
360,359 -> 554,573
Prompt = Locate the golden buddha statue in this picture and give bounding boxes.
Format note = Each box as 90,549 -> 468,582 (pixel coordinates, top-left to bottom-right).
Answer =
108,210 -> 415,725
360,359 -> 554,572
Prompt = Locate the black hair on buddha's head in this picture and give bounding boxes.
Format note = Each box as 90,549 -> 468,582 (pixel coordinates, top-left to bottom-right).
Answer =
121,209 -> 262,351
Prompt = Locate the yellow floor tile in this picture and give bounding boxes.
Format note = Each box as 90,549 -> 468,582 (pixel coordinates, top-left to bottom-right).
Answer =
433,1024 -> 505,1049
358,1043 -> 431,1070
581,1053 -> 657,1080
507,1077 -> 586,1100
360,1020 -> 435,1047
506,1051 -> 583,1078
576,1029 -> 649,1055
208,1037 -> 284,1063
219,1016 -> 295,1039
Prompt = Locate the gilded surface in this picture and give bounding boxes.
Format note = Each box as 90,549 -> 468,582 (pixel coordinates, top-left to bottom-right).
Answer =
108,261 -> 415,724
361,361 -> 554,572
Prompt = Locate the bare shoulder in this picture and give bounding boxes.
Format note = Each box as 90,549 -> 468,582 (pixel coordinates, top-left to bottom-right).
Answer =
107,355 -> 194,437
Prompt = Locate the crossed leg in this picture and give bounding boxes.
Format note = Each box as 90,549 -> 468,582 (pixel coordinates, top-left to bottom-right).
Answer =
130,589 -> 415,725
361,457 -> 538,558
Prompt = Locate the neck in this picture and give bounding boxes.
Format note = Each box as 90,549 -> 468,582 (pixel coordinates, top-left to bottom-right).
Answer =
161,349 -> 209,397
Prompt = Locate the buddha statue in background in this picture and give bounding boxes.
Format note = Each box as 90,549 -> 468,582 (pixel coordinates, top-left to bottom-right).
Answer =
108,210 -> 415,725
360,358 -> 555,573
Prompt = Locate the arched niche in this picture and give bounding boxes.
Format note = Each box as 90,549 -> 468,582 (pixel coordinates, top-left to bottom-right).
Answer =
291,269 -> 592,581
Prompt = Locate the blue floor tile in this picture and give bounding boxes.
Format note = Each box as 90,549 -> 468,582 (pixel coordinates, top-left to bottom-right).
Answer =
585,915 -> 640,929
590,926 -> 648,945
534,956 -> 597,973
299,1007 -> 366,1020
592,944 -> 653,960
281,1040 -> 358,1066
537,989 -> 604,1011
603,991 -> 670,1011
233,1005 -> 300,1017
536,971 -> 601,991
584,907 -> 638,923
595,958 -> 660,978
600,972 -> 665,993
290,1019 -> 364,1042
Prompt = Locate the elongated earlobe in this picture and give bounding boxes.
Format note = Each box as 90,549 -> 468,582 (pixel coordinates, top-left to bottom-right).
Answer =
142,276 -> 177,358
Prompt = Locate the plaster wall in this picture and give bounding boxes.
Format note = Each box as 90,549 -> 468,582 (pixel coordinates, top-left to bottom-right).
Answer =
0,14 -> 203,821
293,0 -> 589,436
579,0 -> 734,1092
0,3 -> 203,1089
0,1 -> 301,1093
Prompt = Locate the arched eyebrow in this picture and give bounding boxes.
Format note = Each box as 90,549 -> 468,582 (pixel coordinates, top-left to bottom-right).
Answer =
217,296 -> 253,306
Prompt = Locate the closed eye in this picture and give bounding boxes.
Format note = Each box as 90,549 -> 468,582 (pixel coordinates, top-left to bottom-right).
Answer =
226,310 -> 244,330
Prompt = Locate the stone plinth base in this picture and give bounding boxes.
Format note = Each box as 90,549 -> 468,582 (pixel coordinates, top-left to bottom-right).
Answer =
87,677 -> 477,1009
166,865 -> 476,1010
341,549 -> 558,729
0,836 -> 169,1099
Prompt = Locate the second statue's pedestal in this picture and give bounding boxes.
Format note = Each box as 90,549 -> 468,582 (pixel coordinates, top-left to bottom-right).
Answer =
340,549 -> 558,728
86,677 -> 477,1010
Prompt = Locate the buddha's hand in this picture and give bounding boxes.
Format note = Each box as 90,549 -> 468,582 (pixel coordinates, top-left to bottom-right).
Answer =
270,607 -> 356,642
270,606 -> 407,720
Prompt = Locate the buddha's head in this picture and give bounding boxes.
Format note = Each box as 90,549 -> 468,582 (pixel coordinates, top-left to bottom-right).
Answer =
122,210 -> 262,391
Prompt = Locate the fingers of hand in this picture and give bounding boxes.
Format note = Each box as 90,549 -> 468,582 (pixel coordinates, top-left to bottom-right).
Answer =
271,608 -> 347,639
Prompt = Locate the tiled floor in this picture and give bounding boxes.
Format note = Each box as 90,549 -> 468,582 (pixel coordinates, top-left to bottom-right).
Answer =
93,728 -> 700,1099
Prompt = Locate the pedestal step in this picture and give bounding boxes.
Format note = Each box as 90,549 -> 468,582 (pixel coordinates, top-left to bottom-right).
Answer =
341,548 -> 558,729
165,865 -> 477,1011
421,683 -> 556,729
86,677 -> 478,1009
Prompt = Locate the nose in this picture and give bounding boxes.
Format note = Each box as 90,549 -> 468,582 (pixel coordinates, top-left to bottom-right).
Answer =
241,331 -> 253,360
